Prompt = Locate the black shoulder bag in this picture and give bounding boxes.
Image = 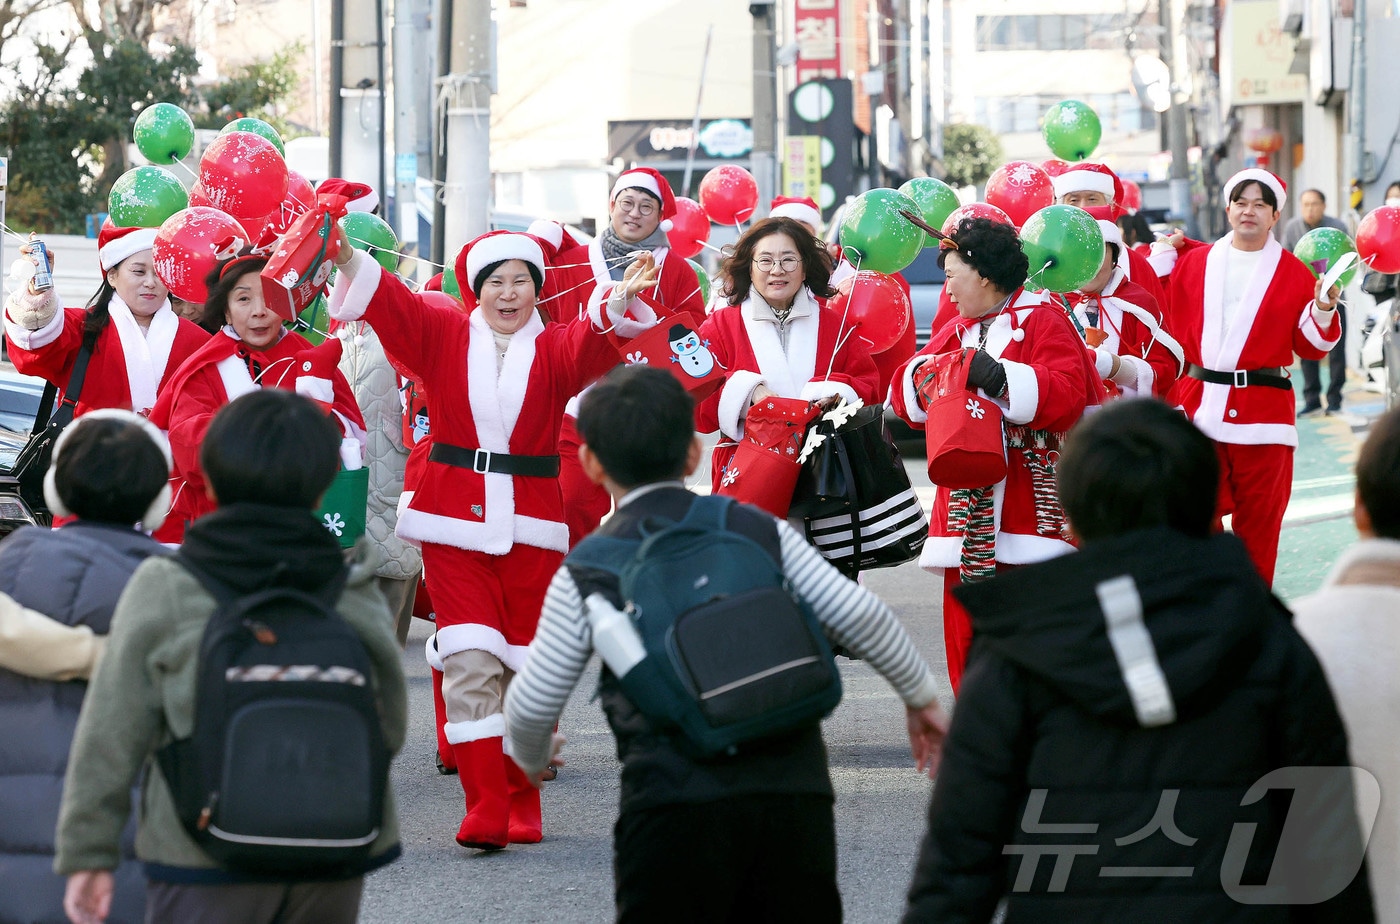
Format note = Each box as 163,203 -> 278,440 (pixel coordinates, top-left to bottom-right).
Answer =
11,344 -> 94,521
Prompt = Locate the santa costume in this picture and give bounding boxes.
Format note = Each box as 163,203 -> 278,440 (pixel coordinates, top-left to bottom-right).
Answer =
1165,169 -> 1341,583
540,168 -> 706,548
889,288 -> 1100,690
327,231 -> 656,851
1064,220 -> 1184,398
4,222 -> 210,540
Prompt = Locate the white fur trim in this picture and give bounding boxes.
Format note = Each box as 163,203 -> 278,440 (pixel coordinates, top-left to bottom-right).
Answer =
297,376 -> 335,403
215,353 -> 258,403
4,288 -> 64,348
587,240 -> 611,286
327,248 -> 383,322
1191,415 -> 1298,448
587,285 -> 660,339
1146,245 -> 1177,278
425,631 -> 444,670
612,171 -> 662,203
740,288 -> 818,397
1097,219 -> 1123,248
436,623 -> 531,673
900,356 -> 932,425
1221,169 -> 1287,212
527,219 -> 564,250
345,188 -> 379,213
396,506 -> 569,554
716,369 -> 765,441
999,359 -> 1039,425
1054,170 -> 1116,199
513,515 -> 571,553
770,202 -> 823,230
465,234 -> 547,291
799,380 -> 859,405
99,227 -> 158,273
107,296 -> 178,414
1301,305 -> 1341,352
444,713 -> 506,745
1094,348 -> 1114,378
918,532 -> 1074,571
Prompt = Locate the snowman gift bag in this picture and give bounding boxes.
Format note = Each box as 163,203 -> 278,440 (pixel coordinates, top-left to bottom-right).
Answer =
606,296 -> 726,400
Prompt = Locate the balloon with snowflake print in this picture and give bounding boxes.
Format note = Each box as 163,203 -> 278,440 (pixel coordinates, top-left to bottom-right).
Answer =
1042,100 -> 1102,162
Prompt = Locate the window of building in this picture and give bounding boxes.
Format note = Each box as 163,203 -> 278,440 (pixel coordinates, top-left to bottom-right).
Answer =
976,13 -> 1152,52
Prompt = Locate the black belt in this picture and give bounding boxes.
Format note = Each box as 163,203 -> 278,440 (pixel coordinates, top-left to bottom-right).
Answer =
429,442 -> 560,477
1186,364 -> 1292,390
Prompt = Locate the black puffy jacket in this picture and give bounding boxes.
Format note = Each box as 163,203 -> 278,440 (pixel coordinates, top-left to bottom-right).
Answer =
904,528 -> 1373,923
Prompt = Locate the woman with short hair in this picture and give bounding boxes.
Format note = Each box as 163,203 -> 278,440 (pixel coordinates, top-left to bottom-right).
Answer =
888,217 -> 1101,690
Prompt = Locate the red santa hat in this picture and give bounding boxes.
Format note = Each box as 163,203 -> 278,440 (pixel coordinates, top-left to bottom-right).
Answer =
423,272 -> 444,292
454,230 -> 548,297
317,178 -> 379,213
768,196 -> 823,231
610,168 -> 678,232
1221,168 -> 1287,212
1052,163 -> 1124,207
97,218 -> 159,272
526,219 -> 583,261
43,408 -> 173,532
294,336 -> 344,412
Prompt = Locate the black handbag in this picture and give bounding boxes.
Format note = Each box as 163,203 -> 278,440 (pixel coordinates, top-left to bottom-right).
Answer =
11,344 -> 93,522
1361,270 -> 1397,298
790,404 -> 928,578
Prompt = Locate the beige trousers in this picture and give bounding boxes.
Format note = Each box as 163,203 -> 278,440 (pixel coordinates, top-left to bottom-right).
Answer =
441,648 -> 515,725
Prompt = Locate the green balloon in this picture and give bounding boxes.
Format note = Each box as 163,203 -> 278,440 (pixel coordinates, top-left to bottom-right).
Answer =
687,259 -> 711,304
341,212 -> 399,272
898,178 -> 961,247
1041,100 -> 1102,162
133,103 -> 195,164
108,166 -> 189,229
838,188 -> 925,274
442,263 -> 462,298
220,118 -> 285,156
1294,227 -> 1359,289
295,295 -> 329,344
1020,205 -> 1105,294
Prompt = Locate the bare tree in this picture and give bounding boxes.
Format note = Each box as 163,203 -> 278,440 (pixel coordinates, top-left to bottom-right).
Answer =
66,0 -> 177,49
0,0 -> 68,69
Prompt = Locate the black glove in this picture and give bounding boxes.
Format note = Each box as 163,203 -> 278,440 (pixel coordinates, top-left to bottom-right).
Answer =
966,349 -> 1008,398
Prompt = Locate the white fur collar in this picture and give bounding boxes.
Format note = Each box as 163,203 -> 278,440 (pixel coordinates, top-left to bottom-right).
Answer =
108,295 -> 179,413
740,287 -> 819,397
467,307 -> 544,451
1201,233 -> 1282,369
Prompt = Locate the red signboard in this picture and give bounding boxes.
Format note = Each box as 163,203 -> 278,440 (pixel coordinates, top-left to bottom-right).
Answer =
794,0 -> 841,86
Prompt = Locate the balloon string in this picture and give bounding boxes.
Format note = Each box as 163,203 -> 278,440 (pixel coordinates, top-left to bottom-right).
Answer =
1025,259 -> 1054,288
165,158 -> 199,183
345,235 -> 446,270
826,251 -> 862,381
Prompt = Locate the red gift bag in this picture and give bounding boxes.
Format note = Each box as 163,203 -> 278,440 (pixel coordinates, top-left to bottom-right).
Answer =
918,348 -> 1007,489
261,193 -> 349,322
715,396 -> 820,517
608,296 -> 725,401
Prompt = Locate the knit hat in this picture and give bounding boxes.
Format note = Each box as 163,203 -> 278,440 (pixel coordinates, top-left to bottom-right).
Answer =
317,178 -> 379,213
294,336 -> 344,412
43,408 -> 173,532
1052,163 -> 1124,206
769,196 -> 823,231
611,168 -> 677,231
1221,168 -> 1287,212
454,230 -> 548,298
98,218 -> 159,272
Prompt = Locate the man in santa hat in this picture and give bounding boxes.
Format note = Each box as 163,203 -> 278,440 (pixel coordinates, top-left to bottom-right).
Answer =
541,168 -> 705,548
1165,169 -> 1343,584
1051,162 -> 1170,312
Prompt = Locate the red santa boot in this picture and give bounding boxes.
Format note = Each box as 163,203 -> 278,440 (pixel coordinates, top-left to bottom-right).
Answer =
450,735 -> 509,850
431,668 -> 456,775
504,757 -> 543,844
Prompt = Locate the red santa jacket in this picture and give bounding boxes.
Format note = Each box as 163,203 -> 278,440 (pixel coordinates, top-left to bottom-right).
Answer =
5,298 -> 208,416
149,328 -> 364,538
889,289 -> 1100,571
1167,234 -> 1338,447
694,286 -> 881,491
1067,268 -> 1184,398
328,248 -> 644,556
541,239 -> 704,325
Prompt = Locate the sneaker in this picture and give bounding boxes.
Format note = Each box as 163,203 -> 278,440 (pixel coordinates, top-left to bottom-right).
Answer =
1297,405 -> 1324,418
1325,405 -> 1343,416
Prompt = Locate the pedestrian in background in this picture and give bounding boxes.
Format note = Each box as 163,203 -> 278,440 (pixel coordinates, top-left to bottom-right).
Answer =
904,398 -> 1372,922
1278,188 -> 1349,250
57,390 -> 406,924
506,365 -> 948,923
0,410 -> 173,924
1278,189 -> 1351,416
1295,406 -> 1400,924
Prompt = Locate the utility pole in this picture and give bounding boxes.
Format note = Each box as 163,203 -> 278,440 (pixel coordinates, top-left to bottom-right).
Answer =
1161,0 -> 1197,239
1351,0 -> 1368,195
392,0 -> 427,264
750,0 -> 778,218
437,0 -> 493,267
330,0 -> 386,197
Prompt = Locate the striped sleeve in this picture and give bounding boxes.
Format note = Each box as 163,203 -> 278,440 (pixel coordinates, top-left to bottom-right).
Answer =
777,520 -> 941,709
504,566 -> 594,776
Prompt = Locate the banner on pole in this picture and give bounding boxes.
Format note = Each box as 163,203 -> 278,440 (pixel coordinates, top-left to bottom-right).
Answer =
783,137 -> 822,199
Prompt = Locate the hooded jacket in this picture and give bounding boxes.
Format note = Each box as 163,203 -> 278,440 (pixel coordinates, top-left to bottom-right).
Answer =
904,528 -> 1372,923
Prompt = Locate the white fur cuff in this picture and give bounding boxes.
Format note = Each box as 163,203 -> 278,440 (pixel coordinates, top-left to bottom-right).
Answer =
1146,243 -> 1178,278
4,289 -> 64,351
717,370 -> 765,441
1000,359 -> 1040,425
799,379 -> 860,405
900,356 -> 932,425
328,248 -> 382,322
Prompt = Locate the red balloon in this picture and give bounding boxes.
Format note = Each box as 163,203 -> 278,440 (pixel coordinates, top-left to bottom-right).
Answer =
699,165 -> 759,226
829,270 -> 911,354
284,170 -> 315,214
1041,158 -> 1072,178
1357,206 -> 1400,274
420,290 -> 465,312
940,202 -> 1014,236
984,161 -> 1056,228
188,181 -> 213,210
667,197 -> 711,259
199,131 -> 289,221
151,206 -> 249,303
1121,179 -> 1143,213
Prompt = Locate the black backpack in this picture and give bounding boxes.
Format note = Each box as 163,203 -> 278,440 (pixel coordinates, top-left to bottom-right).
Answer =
157,558 -> 390,876
566,495 -> 842,757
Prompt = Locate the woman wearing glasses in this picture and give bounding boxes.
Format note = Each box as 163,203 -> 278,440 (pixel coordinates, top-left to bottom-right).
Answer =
695,216 -> 880,493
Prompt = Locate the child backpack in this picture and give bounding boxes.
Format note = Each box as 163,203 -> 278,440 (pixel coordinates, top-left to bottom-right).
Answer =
156,558 -> 390,876
566,494 -> 842,757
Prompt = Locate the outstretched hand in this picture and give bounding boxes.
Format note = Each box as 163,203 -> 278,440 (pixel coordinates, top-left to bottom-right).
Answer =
1314,274 -> 1341,311
621,252 -> 661,299
526,732 -> 567,789
333,225 -> 356,266
906,700 -> 950,780
64,870 -> 113,924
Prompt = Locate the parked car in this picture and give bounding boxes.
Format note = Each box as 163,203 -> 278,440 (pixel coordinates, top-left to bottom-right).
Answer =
0,369 -> 48,436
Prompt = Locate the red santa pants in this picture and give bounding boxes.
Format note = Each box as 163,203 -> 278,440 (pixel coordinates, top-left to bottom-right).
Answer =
558,414 -> 613,548
1214,441 -> 1293,586
941,564 -> 1014,693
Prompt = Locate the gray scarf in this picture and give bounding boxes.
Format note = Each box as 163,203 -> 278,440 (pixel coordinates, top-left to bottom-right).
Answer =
599,225 -> 671,281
